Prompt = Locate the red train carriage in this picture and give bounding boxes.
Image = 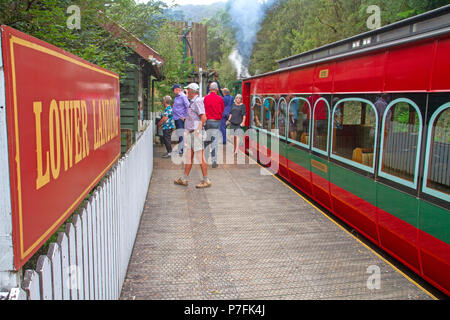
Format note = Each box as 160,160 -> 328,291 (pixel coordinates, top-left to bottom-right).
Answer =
241,6 -> 450,296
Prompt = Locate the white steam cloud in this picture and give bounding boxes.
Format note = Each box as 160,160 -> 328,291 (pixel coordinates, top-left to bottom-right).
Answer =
228,47 -> 250,79
227,0 -> 278,79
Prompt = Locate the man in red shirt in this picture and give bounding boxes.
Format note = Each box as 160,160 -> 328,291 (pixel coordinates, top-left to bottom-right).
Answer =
204,82 -> 225,168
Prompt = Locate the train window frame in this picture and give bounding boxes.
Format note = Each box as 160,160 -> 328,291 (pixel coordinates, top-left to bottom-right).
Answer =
276,97 -> 288,139
251,96 -> 263,130
311,97 -> 331,156
330,98 -> 379,174
262,96 -> 277,135
287,97 -> 311,149
422,102 -> 450,202
378,98 -> 423,189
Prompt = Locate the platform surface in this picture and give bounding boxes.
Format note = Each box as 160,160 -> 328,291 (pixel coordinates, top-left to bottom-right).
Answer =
120,145 -> 435,300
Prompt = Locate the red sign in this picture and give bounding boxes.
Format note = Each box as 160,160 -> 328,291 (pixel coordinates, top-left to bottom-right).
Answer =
1,26 -> 121,269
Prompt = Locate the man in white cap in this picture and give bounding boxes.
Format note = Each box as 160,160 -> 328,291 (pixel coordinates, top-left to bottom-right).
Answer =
174,83 -> 211,189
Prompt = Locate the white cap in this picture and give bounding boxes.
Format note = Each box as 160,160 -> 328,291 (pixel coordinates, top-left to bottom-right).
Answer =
184,83 -> 200,92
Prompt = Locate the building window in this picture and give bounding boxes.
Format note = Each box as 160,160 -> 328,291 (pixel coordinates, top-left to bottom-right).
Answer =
311,95 -> 330,155
423,103 -> 450,201
379,98 -> 423,188
331,99 -> 377,172
288,97 -> 311,148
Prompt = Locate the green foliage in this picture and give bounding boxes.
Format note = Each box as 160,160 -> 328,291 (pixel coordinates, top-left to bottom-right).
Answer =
0,0 -> 167,80
203,9 -> 238,89
166,2 -> 227,23
150,22 -> 195,109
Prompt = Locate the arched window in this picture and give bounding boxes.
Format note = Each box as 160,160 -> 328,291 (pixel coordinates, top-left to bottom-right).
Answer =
311,95 -> 330,155
277,97 -> 288,138
263,97 -> 276,132
379,98 -> 423,188
422,103 -> 450,201
330,98 -> 378,172
287,97 -> 311,148
251,96 -> 262,129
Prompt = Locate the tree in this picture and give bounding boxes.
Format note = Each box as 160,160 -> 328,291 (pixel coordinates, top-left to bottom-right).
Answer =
204,9 -> 238,88
150,22 -> 195,107
0,0 -> 167,80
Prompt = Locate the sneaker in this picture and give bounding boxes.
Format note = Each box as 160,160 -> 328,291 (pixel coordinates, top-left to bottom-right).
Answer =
212,162 -> 218,168
196,180 -> 212,189
174,178 -> 188,186
162,153 -> 172,158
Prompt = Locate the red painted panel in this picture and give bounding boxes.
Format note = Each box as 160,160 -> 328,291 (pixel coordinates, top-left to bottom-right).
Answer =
313,63 -> 334,93
287,160 -> 313,197
333,53 -> 385,93
330,184 -> 379,244
431,37 -> 450,91
278,153 -> 289,180
2,26 -> 121,269
277,72 -> 290,94
378,209 -> 420,274
288,67 -> 314,93
250,78 -> 264,95
419,230 -> 450,296
311,171 -> 332,210
384,41 -> 434,92
263,74 -> 278,94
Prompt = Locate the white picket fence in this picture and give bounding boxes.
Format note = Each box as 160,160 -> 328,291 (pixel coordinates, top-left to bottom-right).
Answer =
20,123 -> 154,300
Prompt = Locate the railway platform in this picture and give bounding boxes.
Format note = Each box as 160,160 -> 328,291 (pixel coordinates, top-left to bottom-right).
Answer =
120,144 -> 437,300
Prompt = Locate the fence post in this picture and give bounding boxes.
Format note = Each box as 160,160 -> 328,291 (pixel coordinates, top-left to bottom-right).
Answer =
0,32 -> 25,300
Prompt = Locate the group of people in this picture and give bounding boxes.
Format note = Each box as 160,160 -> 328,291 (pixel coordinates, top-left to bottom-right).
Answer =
157,82 -> 247,189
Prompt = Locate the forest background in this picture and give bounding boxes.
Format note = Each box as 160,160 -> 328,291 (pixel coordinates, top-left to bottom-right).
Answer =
1,0 -> 448,102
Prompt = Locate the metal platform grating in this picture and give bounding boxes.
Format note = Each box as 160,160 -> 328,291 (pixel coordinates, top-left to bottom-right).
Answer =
120,145 -> 435,300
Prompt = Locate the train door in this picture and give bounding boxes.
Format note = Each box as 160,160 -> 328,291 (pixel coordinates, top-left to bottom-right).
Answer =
418,94 -> 450,296
310,95 -> 333,211
328,96 -> 380,244
376,95 -> 425,274
276,96 -> 289,179
286,96 -> 313,197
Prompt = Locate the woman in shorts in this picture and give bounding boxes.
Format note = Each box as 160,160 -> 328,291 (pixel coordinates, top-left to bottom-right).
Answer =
226,94 -> 247,155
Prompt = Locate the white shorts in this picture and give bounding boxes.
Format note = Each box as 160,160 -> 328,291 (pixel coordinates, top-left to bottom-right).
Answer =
185,131 -> 205,153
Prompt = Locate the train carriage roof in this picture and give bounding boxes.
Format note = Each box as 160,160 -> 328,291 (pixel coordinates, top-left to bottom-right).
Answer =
244,5 -> 450,81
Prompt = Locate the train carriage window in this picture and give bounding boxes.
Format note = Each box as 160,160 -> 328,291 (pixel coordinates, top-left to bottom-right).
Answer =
277,97 -> 288,138
251,96 -> 262,129
331,99 -> 378,172
423,103 -> 450,201
311,95 -> 330,155
263,97 -> 276,132
379,98 -> 423,189
288,97 -> 311,148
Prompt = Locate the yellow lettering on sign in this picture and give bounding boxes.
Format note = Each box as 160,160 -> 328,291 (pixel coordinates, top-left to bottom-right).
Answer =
49,100 -> 61,180
81,100 -> 89,159
33,102 -> 50,190
93,98 -> 119,151
32,99 -> 98,190
319,69 -> 329,79
311,159 -> 328,174
74,100 -> 82,165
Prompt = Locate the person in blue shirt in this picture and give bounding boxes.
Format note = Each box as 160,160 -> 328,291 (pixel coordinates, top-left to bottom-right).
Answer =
158,96 -> 175,158
220,88 -> 234,144
171,84 -> 190,155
